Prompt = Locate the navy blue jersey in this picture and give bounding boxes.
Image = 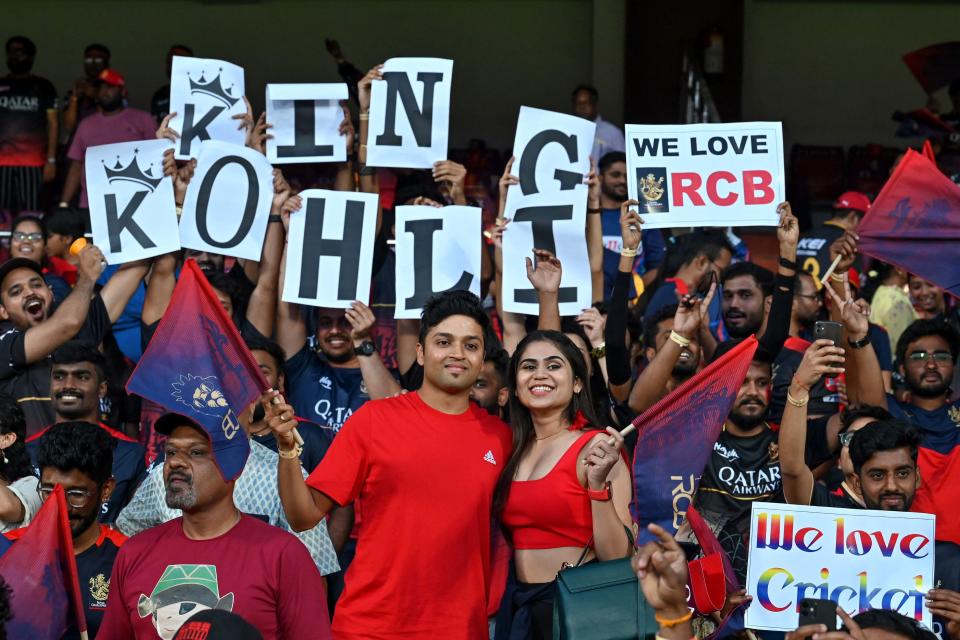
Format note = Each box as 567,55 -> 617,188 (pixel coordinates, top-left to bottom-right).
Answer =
27,422 -> 147,524
887,394 -> 960,454
285,346 -> 372,433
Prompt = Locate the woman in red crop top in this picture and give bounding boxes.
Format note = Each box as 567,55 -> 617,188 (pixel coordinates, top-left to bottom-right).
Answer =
493,330 -> 633,639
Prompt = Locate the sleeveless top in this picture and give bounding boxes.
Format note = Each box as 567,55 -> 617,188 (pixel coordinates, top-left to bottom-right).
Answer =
502,429 -> 601,549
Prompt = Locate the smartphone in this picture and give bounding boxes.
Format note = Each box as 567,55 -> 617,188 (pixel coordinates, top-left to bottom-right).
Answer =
814,320 -> 843,345
798,598 -> 838,632
696,271 -> 717,299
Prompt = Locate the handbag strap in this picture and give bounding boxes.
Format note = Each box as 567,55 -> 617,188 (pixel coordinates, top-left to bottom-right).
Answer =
572,525 -> 635,568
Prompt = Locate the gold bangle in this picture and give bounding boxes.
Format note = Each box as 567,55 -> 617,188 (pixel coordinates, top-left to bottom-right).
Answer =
278,445 -> 302,459
654,610 -> 693,628
829,272 -> 845,283
786,391 -> 809,407
358,112 -> 369,121
620,247 -> 638,258
669,330 -> 691,347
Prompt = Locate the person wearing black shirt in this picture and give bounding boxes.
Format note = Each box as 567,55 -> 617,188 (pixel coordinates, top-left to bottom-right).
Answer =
0,36 -> 58,212
694,348 -> 780,583
150,44 -> 193,124
9,421 -> 127,639
0,246 -> 147,436
796,191 -> 869,284
25,341 -> 146,524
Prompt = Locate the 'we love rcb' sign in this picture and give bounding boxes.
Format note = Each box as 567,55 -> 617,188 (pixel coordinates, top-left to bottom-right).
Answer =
625,122 -> 784,229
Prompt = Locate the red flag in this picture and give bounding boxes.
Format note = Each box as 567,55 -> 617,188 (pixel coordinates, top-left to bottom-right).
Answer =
858,149 -> 960,297
0,486 -> 87,638
922,139 -> 936,163
127,260 -> 269,481
630,336 -> 758,543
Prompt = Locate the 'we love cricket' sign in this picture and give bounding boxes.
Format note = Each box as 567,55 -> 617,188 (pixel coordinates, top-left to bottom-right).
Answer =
745,502 -> 935,631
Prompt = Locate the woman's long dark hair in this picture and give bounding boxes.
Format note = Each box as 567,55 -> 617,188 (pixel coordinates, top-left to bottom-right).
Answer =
0,395 -> 34,484
493,331 -> 601,520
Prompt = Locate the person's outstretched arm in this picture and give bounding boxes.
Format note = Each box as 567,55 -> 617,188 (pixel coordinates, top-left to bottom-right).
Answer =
780,340 -> 845,505
757,202 -> 798,359
605,200 -> 642,401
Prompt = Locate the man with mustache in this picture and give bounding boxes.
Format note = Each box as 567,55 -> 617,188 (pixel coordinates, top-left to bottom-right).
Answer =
692,346 -> 779,583
101,412 -> 330,639
24,341 -> 147,523
59,68 -> 156,211
7,421 -> 126,639
0,245 -> 147,436
0,35 -> 58,213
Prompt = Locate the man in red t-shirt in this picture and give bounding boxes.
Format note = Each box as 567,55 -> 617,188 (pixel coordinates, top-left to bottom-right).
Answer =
98,413 -> 331,640
268,290 -> 512,640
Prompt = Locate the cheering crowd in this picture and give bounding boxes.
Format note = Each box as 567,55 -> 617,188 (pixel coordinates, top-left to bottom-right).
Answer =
2,33 -> 960,640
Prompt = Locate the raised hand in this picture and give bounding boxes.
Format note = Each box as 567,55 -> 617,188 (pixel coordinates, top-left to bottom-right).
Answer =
777,201 -> 799,258
619,199 -> 643,252
673,292 -> 705,339
358,64 -> 384,114
156,113 -> 180,142
586,157 -> 600,210
77,244 -> 106,283
498,156 -> 518,221
247,111 -> 273,154
345,301 -> 376,345
338,102 -> 354,156
795,338 -> 845,389
583,427 -> 624,489
264,389 -> 298,449
828,231 -> 859,275
576,306 -> 605,347
632,523 -> 691,619
271,169 -> 291,213
433,160 -> 467,205
824,274 -> 870,340
280,194 -> 303,232
525,249 -> 562,294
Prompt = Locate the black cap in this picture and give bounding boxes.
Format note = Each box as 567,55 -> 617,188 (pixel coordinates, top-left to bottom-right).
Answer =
154,412 -> 203,436
0,257 -> 43,291
174,609 -> 263,640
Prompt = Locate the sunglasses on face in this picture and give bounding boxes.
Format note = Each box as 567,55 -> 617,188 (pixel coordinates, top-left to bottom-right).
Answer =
12,231 -> 43,242
907,350 -> 952,364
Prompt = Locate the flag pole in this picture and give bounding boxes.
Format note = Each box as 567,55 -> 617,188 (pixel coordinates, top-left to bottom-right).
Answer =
269,394 -> 304,446
819,254 -> 843,285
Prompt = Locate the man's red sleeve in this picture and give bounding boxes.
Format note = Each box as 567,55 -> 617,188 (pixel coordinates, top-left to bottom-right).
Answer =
305,404 -> 370,506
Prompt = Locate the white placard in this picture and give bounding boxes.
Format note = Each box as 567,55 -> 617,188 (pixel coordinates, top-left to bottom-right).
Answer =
366,57 -> 453,168
169,56 -> 246,160
85,139 -> 180,264
745,502 -> 935,632
625,122 -> 784,228
266,83 -> 348,164
501,188 -> 591,316
504,106 -> 595,215
282,189 -> 378,308
178,141 -> 273,262
394,205 -> 481,319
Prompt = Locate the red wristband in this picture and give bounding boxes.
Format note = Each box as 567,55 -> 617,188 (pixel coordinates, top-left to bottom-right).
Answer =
586,481 -> 611,502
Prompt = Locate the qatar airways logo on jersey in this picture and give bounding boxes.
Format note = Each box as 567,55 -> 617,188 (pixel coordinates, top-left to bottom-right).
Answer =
716,465 -> 781,496
0,95 -> 40,111
314,400 -> 352,431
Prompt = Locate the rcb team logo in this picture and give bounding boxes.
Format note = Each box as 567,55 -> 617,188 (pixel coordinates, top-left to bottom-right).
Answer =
635,167 -> 670,213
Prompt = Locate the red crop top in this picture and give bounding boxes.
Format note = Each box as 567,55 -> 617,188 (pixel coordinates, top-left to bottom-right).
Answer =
501,429 -> 601,550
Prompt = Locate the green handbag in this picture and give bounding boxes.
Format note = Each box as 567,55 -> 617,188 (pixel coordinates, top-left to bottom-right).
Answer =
552,539 -> 658,639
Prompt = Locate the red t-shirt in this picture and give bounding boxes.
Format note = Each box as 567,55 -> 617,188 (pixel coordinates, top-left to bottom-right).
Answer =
307,391 -> 511,639
97,515 -> 331,640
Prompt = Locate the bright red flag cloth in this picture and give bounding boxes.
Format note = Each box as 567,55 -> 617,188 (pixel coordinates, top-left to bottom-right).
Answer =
630,336 -> 758,543
922,139 -> 936,163
858,149 -> 960,297
0,485 -> 86,638
127,259 -> 268,481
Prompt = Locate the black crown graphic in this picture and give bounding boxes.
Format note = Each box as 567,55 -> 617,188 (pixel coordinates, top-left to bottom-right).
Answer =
102,150 -> 163,192
188,68 -> 240,108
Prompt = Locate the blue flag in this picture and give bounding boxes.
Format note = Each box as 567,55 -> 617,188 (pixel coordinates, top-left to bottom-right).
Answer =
127,260 -> 268,480
630,336 -> 757,543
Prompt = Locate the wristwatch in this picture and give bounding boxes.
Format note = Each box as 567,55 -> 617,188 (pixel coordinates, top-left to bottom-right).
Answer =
848,334 -> 870,350
353,340 -> 376,357
586,481 -> 611,502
